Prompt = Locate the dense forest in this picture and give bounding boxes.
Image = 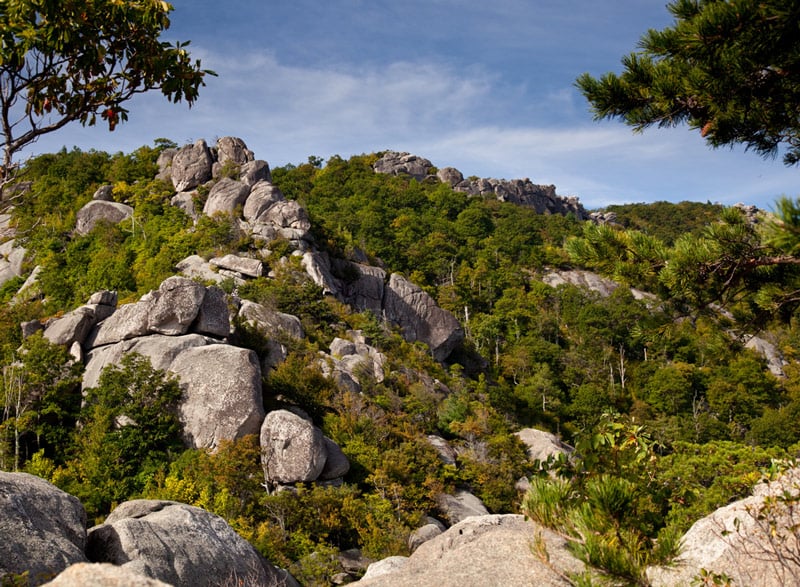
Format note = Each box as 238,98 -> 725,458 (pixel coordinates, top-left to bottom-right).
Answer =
1,144 -> 798,585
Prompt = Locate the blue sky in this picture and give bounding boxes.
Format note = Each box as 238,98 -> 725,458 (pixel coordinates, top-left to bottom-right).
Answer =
26,1 -> 799,210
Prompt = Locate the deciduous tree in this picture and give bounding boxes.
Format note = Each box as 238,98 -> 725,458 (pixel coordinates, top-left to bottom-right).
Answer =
0,0 -> 212,190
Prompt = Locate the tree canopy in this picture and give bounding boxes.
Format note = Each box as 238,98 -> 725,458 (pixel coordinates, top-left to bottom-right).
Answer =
0,0 -> 212,185
576,0 -> 800,164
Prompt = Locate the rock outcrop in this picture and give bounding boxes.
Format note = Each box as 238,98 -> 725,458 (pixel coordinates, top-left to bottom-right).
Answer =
87,500 -> 290,587
745,334 -> 787,378
0,472 -> 88,584
373,152 -> 434,182
648,468 -> 800,587
541,269 -> 655,301
384,273 -> 464,362
260,409 -> 349,488
352,514 -> 585,587
0,238 -> 26,287
202,177 -> 250,217
71,276 -> 263,450
86,277 -> 227,348
83,333 -> 264,450
210,253 -> 265,279
215,136 -> 254,168
374,150 -> 588,219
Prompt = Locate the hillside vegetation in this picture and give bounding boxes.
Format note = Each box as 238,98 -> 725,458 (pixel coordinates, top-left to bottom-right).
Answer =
2,143 -> 798,584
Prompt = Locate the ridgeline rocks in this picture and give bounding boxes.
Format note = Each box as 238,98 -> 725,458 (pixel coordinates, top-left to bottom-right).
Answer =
373,151 -> 589,220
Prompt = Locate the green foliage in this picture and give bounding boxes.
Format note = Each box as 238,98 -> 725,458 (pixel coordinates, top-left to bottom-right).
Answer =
63,353 -> 183,521
567,199 -> 800,323
576,0 -> 800,165
0,333 -> 82,471
524,416 -> 681,584
601,201 -> 724,245
657,440 -> 787,532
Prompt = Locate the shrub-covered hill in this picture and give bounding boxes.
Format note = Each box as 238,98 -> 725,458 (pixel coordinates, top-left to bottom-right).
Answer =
2,138 -> 799,585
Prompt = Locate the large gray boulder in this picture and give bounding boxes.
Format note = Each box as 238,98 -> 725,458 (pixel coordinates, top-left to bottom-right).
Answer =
192,285 -> 231,338
0,472 -> 88,584
74,200 -> 133,236
171,140 -> 213,192
87,301 -> 150,348
202,177 -> 250,217
169,344 -> 264,449
301,251 -> 339,295
262,200 -> 311,233
436,167 -> 464,186
83,333 -> 211,389
648,468 -> 800,587
336,261 -> 386,316
261,409 -> 328,485
238,300 -> 304,341
175,254 -> 226,285
42,563 -> 171,587
43,306 -> 97,347
210,253 -> 265,278
352,514 -> 584,587
239,160 -> 272,186
146,277 -> 208,335
384,273 -> 464,362
87,500 -> 288,587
